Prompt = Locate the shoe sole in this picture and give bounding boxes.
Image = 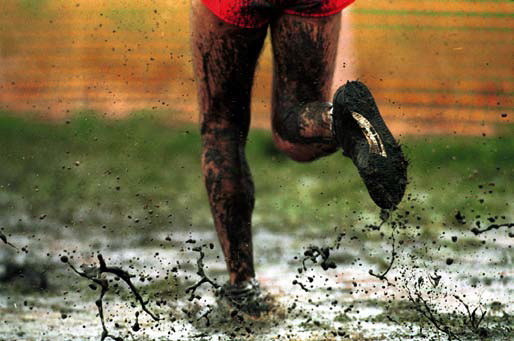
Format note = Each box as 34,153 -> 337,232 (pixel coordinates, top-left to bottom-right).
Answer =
333,81 -> 408,209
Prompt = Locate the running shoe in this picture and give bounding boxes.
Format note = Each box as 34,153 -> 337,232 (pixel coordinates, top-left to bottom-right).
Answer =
332,80 -> 408,209
217,278 -> 273,318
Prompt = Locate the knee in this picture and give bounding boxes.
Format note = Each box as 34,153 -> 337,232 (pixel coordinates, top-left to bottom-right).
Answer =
271,107 -> 313,162
271,104 -> 325,162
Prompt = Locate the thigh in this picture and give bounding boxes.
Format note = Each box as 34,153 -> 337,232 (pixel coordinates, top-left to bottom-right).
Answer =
270,12 -> 341,127
191,0 -> 268,137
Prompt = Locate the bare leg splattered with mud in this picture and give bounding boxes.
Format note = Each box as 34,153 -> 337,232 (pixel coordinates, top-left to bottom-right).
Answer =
270,13 -> 341,162
191,0 -> 267,284
191,0 -> 344,285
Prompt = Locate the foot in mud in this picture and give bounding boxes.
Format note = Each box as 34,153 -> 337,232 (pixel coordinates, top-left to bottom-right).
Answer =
217,278 -> 275,318
332,80 -> 408,209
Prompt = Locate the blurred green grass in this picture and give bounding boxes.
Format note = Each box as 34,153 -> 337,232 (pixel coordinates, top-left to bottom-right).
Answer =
0,111 -> 512,237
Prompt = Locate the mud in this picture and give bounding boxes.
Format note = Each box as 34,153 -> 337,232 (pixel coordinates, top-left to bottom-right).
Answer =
282,206 -> 513,340
1,204 -> 512,340
0,231 -> 18,249
185,245 -> 220,300
367,228 -> 396,283
62,254 -> 160,340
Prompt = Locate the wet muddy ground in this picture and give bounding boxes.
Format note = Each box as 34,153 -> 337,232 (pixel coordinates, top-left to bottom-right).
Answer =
0,115 -> 513,340
1,207 -> 512,340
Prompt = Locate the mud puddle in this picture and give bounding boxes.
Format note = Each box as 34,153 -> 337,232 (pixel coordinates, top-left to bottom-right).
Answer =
1,213 -> 512,341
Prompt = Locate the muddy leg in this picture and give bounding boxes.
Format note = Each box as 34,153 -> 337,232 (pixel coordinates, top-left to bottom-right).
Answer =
190,0 -> 267,284
271,13 -> 341,162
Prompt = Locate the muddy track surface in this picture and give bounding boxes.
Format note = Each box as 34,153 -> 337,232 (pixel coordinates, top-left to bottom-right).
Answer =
1,205 -> 512,341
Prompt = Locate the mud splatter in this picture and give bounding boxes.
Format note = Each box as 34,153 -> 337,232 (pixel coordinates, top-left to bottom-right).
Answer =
292,279 -> 310,292
403,277 -> 498,341
185,245 -> 220,301
368,227 -> 397,285
406,286 -> 461,340
0,232 -> 17,250
471,222 -> 514,236
301,245 -> 337,272
62,254 -> 160,340
366,208 -> 391,231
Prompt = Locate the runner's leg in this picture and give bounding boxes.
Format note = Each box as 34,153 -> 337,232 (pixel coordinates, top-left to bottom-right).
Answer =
270,13 -> 341,162
191,0 -> 267,284
272,12 -> 408,208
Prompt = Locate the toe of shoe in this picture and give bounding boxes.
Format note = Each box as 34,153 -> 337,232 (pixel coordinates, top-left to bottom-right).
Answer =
364,154 -> 408,209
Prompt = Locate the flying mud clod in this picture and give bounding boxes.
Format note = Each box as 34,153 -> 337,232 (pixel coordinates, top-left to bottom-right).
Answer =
62,254 -> 160,341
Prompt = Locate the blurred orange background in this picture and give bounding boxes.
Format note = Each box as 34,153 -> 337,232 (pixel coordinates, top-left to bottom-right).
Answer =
0,0 -> 512,135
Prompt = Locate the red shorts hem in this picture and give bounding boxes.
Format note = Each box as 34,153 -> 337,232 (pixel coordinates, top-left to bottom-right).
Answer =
201,0 -> 355,29
201,0 -> 268,28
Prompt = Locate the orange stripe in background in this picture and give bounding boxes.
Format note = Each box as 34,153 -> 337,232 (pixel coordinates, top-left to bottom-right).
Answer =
0,0 -> 512,135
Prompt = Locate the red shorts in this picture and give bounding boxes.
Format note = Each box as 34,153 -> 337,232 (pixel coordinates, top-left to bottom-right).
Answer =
201,0 -> 355,28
